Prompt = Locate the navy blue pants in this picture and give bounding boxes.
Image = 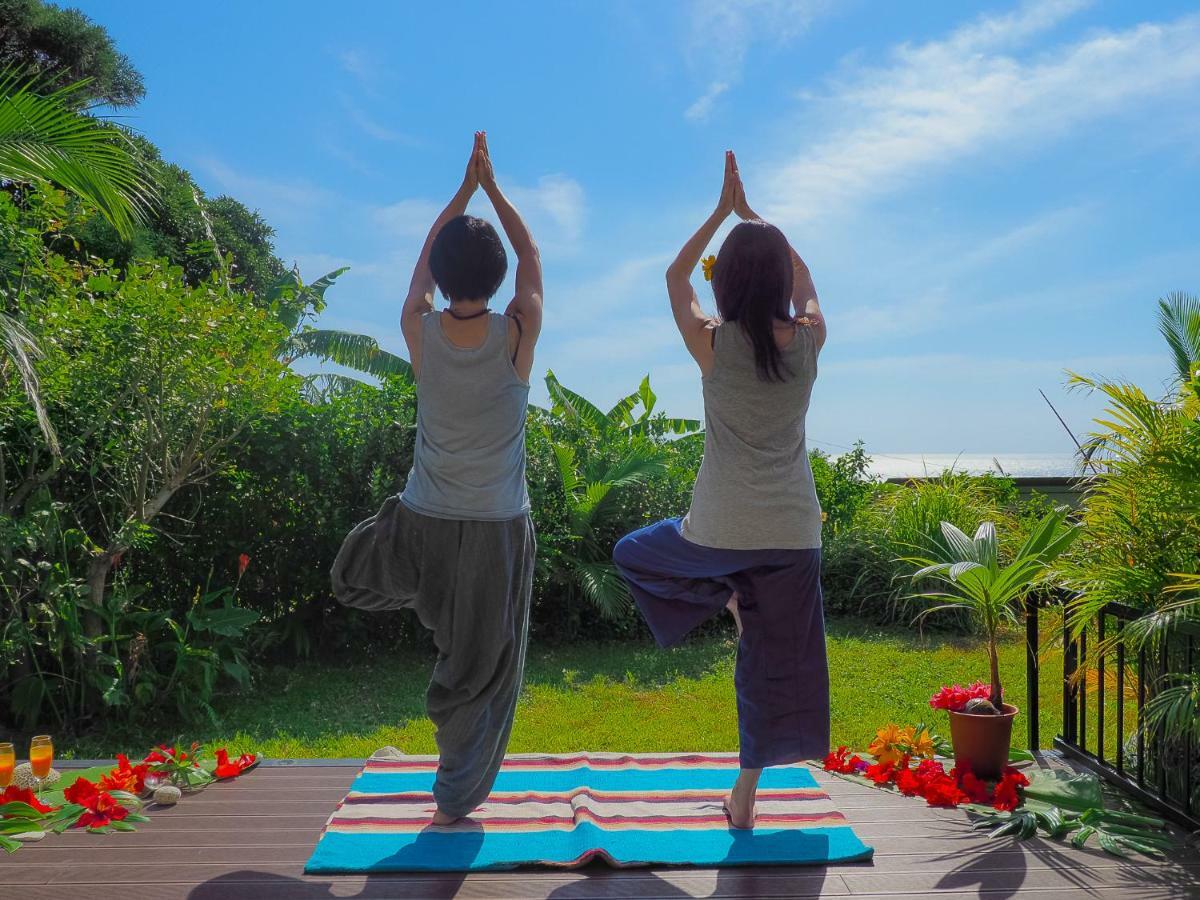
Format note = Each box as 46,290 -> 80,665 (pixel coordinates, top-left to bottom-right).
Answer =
613,518 -> 830,769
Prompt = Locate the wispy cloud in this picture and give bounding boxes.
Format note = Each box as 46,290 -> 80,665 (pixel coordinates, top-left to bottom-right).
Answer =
340,94 -> 416,144
685,0 -> 831,120
197,158 -> 333,224
337,48 -> 391,94
505,174 -> 588,246
764,3 -> 1200,224
372,199 -> 443,240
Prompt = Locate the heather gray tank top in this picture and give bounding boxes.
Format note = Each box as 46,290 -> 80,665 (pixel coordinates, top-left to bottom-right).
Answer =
401,312 -> 530,520
681,322 -> 823,549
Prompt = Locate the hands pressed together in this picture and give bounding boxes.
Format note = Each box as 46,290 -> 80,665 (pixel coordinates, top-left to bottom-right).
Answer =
462,131 -> 498,196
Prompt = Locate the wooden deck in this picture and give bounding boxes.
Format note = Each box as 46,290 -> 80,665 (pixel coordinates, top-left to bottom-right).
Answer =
2,755 -> 1197,899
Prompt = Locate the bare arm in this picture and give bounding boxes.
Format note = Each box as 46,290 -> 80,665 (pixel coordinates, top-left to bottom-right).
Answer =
477,132 -> 542,382
668,151 -> 744,374
732,174 -> 826,352
791,250 -> 826,351
400,133 -> 481,379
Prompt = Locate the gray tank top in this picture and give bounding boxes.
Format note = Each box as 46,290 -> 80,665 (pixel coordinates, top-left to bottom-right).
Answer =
681,322 -> 823,550
401,312 -> 530,520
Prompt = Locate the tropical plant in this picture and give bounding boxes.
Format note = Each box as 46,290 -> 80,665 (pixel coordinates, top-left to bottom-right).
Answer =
545,370 -> 701,438
0,66 -> 153,238
536,372 -> 702,621
905,509 -> 1080,706
1157,291 -> 1200,388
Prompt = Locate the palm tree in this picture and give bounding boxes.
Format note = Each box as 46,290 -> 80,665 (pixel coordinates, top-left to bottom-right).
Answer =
906,510 -> 1080,706
1,66 -> 156,454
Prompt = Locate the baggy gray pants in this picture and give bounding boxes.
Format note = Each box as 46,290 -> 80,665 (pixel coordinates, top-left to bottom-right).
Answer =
330,495 -> 536,818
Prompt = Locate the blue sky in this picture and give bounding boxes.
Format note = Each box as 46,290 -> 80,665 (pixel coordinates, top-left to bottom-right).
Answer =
84,0 -> 1199,455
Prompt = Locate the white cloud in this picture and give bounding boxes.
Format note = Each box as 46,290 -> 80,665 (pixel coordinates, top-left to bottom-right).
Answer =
197,158 -> 332,223
372,199 -> 444,240
340,95 -> 415,144
685,81 -> 729,122
763,5 -> 1200,224
685,0 -> 831,120
505,174 -> 587,245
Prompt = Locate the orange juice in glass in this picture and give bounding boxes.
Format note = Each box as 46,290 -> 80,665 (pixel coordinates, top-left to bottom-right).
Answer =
29,735 -> 53,789
0,743 -> 14,788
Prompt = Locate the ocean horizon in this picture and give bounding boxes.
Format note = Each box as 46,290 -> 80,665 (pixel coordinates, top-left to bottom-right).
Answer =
857,452 -> 1082,479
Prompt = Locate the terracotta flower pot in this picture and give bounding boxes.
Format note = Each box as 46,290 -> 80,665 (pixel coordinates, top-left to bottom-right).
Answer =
947,703 -> 1019,780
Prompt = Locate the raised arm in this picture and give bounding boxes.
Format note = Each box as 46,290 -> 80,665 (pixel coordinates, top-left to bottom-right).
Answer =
732,174 -> 826,353
400,133 -> 481,378
790,249 -> 826,352
476,132 -> 543,381
668,150 -> 742,374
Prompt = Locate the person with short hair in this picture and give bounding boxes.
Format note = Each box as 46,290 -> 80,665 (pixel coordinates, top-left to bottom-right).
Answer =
613,151 -> 829,830
332,132 -> 541,826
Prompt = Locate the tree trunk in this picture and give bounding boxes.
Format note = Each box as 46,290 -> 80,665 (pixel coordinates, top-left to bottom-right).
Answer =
84,553 -> 110,638
989,635 -> 1003,707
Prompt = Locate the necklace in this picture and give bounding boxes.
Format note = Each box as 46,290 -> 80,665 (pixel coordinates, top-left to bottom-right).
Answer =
446,306 -> 489,320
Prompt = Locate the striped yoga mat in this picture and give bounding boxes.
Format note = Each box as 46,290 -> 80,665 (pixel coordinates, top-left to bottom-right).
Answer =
304,749 -> 873,872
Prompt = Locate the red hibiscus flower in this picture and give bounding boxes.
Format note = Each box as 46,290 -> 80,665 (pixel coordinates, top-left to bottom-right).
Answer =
992,767 -> 1030,812
929,681 -> 993,711
63,777 -> 100,806
865,761 -> 896,785
0,784 -> 57,814
895,766 -> 923,796
923,774 -> 968,807
238,553 -> 251,577
959,770 -> 992,804
74,790 -> 130,829
212,749 -> 258,780
99,753 -> 149,794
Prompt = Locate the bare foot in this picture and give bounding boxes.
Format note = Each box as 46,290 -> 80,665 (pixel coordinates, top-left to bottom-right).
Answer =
726,591 -> 743,637
723,787 -> 756,829
431,808 -> 460,826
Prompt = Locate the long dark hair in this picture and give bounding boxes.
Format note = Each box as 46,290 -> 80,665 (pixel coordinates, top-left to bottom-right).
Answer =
711,220 -> 794,382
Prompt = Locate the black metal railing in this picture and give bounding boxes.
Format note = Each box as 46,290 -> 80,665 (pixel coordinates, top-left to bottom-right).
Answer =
1025,595 -> 1200,830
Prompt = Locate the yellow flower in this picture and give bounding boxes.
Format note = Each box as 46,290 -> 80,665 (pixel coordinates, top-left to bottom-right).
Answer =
701,255 -> 716,282
867,724 -> 905,765
896,725 -> 916,745
909,728 -> 936,759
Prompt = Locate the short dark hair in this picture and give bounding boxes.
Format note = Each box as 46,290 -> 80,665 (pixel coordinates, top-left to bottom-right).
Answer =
712,220 -> 794,382
428,215 -> 508,302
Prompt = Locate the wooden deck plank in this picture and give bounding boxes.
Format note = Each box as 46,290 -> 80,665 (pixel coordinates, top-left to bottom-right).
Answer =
3,757 -> 1197,900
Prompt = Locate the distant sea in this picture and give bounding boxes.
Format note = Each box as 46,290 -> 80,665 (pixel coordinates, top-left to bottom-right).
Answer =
861,453 -> 1080,480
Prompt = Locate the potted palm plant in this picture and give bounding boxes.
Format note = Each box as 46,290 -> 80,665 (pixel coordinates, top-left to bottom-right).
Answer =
906,509 -> 1080,778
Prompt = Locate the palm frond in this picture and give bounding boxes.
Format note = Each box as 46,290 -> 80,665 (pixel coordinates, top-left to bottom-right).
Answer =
288,329 -> 413,380
545,370 -> 610,433
571,560 -> 632,619
0,67 -> 155,239
1157,292 -> 1200,386
299,372 -> 370,403
0,312 -> 59,454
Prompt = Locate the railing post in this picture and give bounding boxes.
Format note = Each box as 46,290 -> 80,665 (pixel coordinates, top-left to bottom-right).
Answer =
1026,595 -> 1040,751
1064,607 -> 1078,745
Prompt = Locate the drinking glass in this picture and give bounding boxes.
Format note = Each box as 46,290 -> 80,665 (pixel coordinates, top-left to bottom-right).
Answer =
0,743 -> 14,788
29,735 -> 53,793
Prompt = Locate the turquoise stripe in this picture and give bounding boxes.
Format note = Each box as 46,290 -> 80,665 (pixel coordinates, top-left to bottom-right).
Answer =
304,823 -> 873,873
352,765 -> 819,795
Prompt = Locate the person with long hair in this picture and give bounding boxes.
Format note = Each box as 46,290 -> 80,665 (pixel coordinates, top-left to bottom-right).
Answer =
613,151 -> 828,829
331,133 -> 541,826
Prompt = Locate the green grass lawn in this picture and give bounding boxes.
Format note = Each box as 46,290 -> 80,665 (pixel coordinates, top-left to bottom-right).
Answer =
66,618 -> 1070,760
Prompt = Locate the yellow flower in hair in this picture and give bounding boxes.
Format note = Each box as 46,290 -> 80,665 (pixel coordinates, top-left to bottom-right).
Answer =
701,255 -> 716,282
